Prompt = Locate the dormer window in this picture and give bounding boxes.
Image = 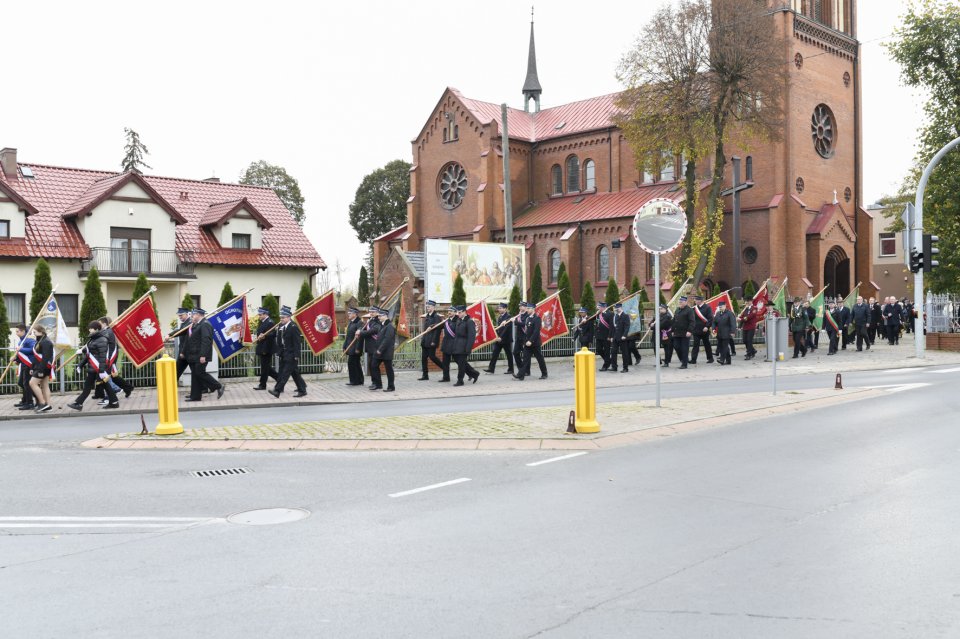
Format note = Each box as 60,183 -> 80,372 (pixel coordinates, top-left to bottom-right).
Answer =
0,219 -> 8,238
201,198 -> 272,249
232,233 -> 251,250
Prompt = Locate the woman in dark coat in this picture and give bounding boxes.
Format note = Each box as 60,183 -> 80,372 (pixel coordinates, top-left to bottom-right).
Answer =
68,322 -> 119,410
29,325 -> 55,413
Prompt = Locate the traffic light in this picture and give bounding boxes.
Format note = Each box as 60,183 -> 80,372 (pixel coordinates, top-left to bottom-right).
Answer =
922,234 -> 940,272
909,248 -> 923,273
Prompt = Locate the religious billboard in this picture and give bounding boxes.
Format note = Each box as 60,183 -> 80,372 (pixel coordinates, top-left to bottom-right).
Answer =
424,239 -> 526,304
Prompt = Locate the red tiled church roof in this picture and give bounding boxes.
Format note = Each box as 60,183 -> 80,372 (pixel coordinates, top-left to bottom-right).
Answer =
514,182 -> 687,228
0,163 -> 324,268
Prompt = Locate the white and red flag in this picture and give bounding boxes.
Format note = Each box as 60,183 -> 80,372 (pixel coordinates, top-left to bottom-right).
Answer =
535,293 -> 569,345
112,296 -> 165,368
705,290 -> 735,316
466,301 -> 498,350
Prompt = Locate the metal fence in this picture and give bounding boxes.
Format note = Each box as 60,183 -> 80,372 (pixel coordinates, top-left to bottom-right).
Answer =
927,293 -> 960,333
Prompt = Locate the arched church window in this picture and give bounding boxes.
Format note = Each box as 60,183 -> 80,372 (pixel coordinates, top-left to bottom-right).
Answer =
551,165 -> 563,195
584,159 -> 596,191
597,245 -> 610,281
438,162 -> 468,210
745,156 -> 753,181
811,104 -> 836,158
548,249 -> 561,284
660,151 -> 675,181
566,155 -> 580,193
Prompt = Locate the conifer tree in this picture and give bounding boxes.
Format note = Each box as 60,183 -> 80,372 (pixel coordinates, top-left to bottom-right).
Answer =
580,281 -> 597,315
262,294 -> 280,322
743,279 -> 756,300
218,281 -> 236,307
180,292 -> 194,311
605,278 -> 620,306
130,272 -> 157,314
630,275 -> 642,294
79,267 -> 108,340
451,274 -> 467,307
557,266 -> 574,320
508,285 -> 521,315
29,258 -> 53,322
659,287 -> 668,306
530,264 -> 546,303
357,266 -> 370,306
711,282 -> 721,297
296,279 -> 313,310
0,288 -> 9,352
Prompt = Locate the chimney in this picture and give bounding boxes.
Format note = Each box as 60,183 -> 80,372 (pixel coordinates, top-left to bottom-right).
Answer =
203,177 -> 220,183
0,147 -> 17,179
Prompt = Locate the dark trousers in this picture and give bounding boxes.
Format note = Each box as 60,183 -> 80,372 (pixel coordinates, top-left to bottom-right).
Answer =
440,353 -> 453,381
628,340 -> 641,365
611,340 -> 630,370
455,354 -> 478,382
421,345 -> 443,376
176,356 -> 189,380
95,367 -> 133,399
855,325 -> 870,350
656,336 -> 673,364
887,324 -> 900,345
258,354 -> 278,387
827,330 -> 839,354
512,345 -> 525,376
691,331 -> 713,363
19,368 -> 34,405
347,352 -> 364,384
805,329 -> 815,352
717,338 -> 732,364
792,331 -> 807,357
75,370 -> 118,405
743,329 -> 756,356
672,336 -> 690,365
275,356 -> 305,394
486,340 -> 514,372
596,339 -> 610,368
190,360 -> 222,399
520,343 -> 547,378
372,358 -> 394,389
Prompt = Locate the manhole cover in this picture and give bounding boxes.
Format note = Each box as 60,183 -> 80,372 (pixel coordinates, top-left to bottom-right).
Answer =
227,508 -> 310,526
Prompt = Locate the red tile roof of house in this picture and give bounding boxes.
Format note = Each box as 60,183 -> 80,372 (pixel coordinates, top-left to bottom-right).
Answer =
514,182 -> 686,228
0,163 -> 324,268
200,198 -> 273,230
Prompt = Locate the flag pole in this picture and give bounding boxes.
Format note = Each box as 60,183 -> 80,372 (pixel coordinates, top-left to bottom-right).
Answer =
400,294 -> 492,348
344,279 -> 409,354
0,287 -> 58,385
167,287 -> 255,339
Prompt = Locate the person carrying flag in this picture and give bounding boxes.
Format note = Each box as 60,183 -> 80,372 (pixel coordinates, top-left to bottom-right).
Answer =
67,321 -> 120,411
825,300 -> 842,355
671,296 -> 695,369
437,308 -> 457,383
511,309 -> 526,378
269,306 -> 307,398
711,300 -> 737,365
452,305 -> 480,386
649,303 -> 674,366
419,300 -> 444,381
739,302 -> 761,360
95,316 -> 135,402
690,294 -> 714,365
342,307 -> 365,386
184,308 -> 225,402
358,307 -> 383,387
516,302 -> 547,381
253,306 -> 279,390
572,307 -> 594,351
13,324 -> 36,410
372,307 -> 397,392
790,298 -> 811,358
174,307 -> 193,381
484,302 -> 515,375
611,302 -> 631,373
595,302 -> 613,371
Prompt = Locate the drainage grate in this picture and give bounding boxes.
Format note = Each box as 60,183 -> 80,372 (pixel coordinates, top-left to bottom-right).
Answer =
190,467 -> 251,478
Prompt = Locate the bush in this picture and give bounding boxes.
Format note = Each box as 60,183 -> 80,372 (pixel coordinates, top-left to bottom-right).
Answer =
530,264 -> 545,303
604,278 -> 620,306
79,267 -> 108,340
451,274 -> 466,307
508,285 -> 521,315
29,258 -> 53,322
218,281 -> 235,307
580,281 -> 597,315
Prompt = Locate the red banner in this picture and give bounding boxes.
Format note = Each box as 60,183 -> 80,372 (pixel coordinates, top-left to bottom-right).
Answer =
293,290 -> 338,355
535,294 -> 569,345
466,301 -> 497,350
705,290 -> 734,316
111,297 -> 165,368
750,284 -> 769,322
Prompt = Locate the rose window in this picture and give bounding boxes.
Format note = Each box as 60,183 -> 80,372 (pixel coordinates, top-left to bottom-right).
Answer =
811,104 -> 836,159
438,162 -> 468,210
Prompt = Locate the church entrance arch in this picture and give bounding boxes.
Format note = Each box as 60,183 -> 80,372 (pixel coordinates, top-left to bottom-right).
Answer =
824,246 -> 850,300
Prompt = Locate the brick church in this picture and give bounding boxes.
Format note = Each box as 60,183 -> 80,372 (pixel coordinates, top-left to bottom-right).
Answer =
374,0 -> 872,312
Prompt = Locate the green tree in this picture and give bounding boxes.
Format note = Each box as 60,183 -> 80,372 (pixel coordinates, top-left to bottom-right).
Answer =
659,288 -> 668,306
630,275 -> 642,295
261,294 -> 280,322
180,292 -> 194,311
711,282 -> 721,297
357,266 -> 370,305
218,281 -> 235,307
0,288 -> 9,353
121,127 -> 152,173
530,264 -> 546,303
557,261 -> 567,284
580,281 -> 597,315
130,272 -> 157,315
605,278 -> 621,306
557,269 -> 574,321
451,274 -> 467,307
79,267 -> 108,340
348,159 -> 411,257
29,258 -> 53,323
240,160 -> 307,226
508,284 -> 522,315
743,279 -> 757,301
296,279 -> 313,310
888,0 -> 960,292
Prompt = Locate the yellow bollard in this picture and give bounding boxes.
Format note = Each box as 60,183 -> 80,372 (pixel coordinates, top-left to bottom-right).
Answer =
154,355 -> 184,435
573,347 -> 600,433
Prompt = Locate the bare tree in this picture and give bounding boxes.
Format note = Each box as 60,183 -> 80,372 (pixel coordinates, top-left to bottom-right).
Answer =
617,0 -> 786,287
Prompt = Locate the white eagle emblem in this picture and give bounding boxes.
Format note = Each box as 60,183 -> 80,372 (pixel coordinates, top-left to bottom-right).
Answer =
137,318 -> 158,338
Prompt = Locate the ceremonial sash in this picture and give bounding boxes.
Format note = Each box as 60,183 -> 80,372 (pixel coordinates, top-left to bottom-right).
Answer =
825,311 -> 839,331
599,314 -> 610,329
694,305 -> 707,323
33,343 -> 54,379
87,350 -> 102,374
445,322 -> 456,338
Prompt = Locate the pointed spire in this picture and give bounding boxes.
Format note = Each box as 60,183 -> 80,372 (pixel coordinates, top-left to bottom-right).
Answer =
523,6 -> 542,113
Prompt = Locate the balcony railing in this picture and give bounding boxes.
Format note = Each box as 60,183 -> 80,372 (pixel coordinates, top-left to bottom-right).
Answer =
80,247 -> 196,278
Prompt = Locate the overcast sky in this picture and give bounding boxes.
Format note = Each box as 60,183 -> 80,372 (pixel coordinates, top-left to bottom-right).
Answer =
1,0 -> 923,289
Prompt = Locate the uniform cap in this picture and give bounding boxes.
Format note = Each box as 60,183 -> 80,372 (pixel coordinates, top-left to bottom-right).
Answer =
578,307 -> 588,313
679,296 -> 688,302
614,303 -> 623,309
347,306 -> 360,314
257,307 -> 270,315
279,305 -> 293,317
426,300 -> 437,306
659,303 -> 667,309
598,302 -> 608,308
497,302 -> 508,309
192,308 -> 207,315
718,300 -> 727,307
368,306 -> 381,314
177,307 -> 190,314
694,294 -> 704,301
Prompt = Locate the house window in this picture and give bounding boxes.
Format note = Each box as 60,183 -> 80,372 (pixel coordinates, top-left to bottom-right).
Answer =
0,219 -> 9,238
551,165 -> 563,195
879,233 -> 897,257
4,293 -> 25,324
584,160 -> 596,191
191,295 -> 201,310
660,151 -> 675,181
232,233 -> 251,250
59,294 -> 79,328
117,300 -> 130,316
643,167 -> 654,184
745,156 -> 753,181
548,249 -> 561,284
566,155 -> 580,193
597,245 -> 610,281
110,227 -> 151,274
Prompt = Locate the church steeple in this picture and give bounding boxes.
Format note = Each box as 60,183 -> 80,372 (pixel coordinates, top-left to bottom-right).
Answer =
522,7 -> 542,113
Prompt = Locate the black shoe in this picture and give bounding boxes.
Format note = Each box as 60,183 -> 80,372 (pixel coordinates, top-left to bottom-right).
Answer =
268,390 -> 280,398
689,361 -> 697,365
600,366 -> 609,371
706,359 -> 714,364
663,363 -> 669,367
483,369 -> 494,374
104,403 -> 120,409
13,402 -> 25,408
438,378 -> 450,383
417,376 -> 429,381
471,373 -> 479,384
217,387 -> 225,399
294,391 -> 307,398
185,397 -> 201,402
679,364 -> 688,369
253,386 -> 266,390
124,389 -> 132,398
67,402 -> 83,411
801,352 -> 806,357
453,381 -> 465,387
369,386 -> 382,391
504,370 -> 514,375
19,404 -> 36,411
620,369 -> 629,373
383,387 -> 395,393
539,375 -> 548,380
35,404 -> 52,413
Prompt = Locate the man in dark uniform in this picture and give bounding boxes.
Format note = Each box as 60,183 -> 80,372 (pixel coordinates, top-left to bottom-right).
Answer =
790,299 -> 811,358
342,306 -> 364,386
712,299 -> 737,365
883,296 -> 902,346
851,295 -> 871,351
173,307 -> 192,381
671,296 -> 694,369
96,316 -> 134,401
690,295 -> 714,364
373,307 -> 396,392
419,300 -> 444,380
595,302 -> 612,370
511,310 -> 526,378
438,308 -> 457,383
870,297 -> 883,344
253,306 -> 278,390
184,308 -> 225,402
838,300 -> 851,349
269,306 -> 307,397
611,302 -> 631,372
453,305 -> 480,386
652,303 -> 674,366
485,302 -> 515,374
572,306 -> 594,350
516,302 -> 547,380
825,300 -> 842,355
357,307 -> 383,387
804,300 -> 819,352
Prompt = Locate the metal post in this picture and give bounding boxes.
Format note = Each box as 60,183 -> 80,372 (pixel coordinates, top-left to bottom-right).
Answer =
654,254 -> 661,408
501,103 -> 513,244
772,319 -> 778,396
913,135 -> 960,358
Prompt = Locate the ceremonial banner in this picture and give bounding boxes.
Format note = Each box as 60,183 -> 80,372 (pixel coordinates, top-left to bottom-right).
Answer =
535,293 -> 569,345
293,290 -> 338,355
209,296 -> 252,362
466,301 -> 498,350
749,279 -> 770,322
111,296 -> 165,368
810,287 -> 827,330
382,291 -> 411,340
33,296 -> 74,351
843,283 -> 860,335
621,294 -> 644,336
705,290 -> 735,316
772,278 -> 788,317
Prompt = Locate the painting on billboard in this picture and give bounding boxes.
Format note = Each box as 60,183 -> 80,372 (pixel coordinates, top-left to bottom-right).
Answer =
425,239 -> 526,303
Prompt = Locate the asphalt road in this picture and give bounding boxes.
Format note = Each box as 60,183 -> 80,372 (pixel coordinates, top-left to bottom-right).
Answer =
1,369 -> 958,637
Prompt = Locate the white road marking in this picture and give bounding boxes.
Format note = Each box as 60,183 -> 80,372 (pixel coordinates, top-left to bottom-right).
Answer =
526,452 -> 589,467
867,383 -> 932,394
0,516 -> 220,531
389,478 -> 471,498
0,516 -> 206,522
882,368 -> 920,374
0,523 -> 201,529
928,366 -> 960,374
